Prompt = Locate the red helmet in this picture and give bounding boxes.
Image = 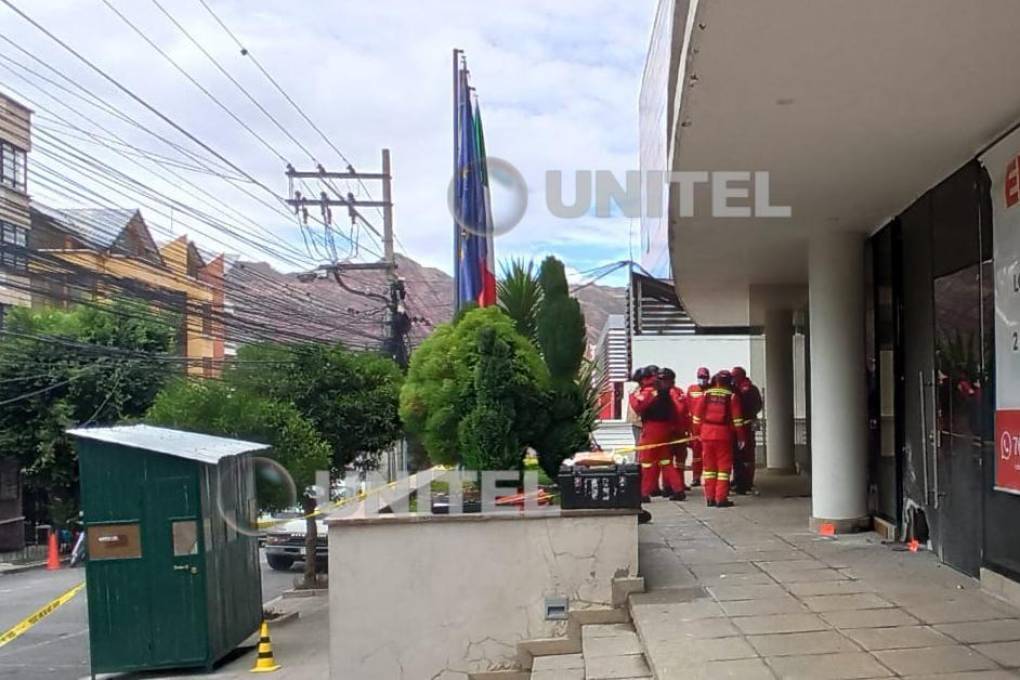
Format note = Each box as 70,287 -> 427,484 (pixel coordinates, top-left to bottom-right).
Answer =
713,370 -> 733,387
696,367 -> 710,380
732,366 -> 747,382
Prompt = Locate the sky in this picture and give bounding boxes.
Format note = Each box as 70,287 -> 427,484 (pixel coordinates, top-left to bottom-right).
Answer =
0,0 -> 654,286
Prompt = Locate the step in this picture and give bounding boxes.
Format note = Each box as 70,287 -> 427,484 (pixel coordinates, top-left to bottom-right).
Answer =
580,623 -> 651,680
531,653 -> 584,680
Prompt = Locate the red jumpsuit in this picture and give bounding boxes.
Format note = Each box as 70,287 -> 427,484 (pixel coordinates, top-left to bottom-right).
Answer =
685,383 -> 706,485
630,386 -> 686,499
692,386 -> 746,504
668,387 -> 690,493
733,377 -> 761,493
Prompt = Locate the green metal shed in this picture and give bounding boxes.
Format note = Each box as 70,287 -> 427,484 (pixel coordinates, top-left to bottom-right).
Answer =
68,424 -> 269,676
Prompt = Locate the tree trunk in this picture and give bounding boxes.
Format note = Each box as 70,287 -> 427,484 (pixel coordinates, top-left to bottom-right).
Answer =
302,495 -> 318,587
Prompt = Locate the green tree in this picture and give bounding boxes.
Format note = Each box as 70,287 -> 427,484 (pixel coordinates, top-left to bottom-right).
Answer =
147,379 -> 331,584
531,256 -> 591,478
0,301 -> 178,519
400,306 -> 549,469
459,327 -> 519,471
226,343 -> 404,472
536,256 -> 586,381
147,379 -> 330,511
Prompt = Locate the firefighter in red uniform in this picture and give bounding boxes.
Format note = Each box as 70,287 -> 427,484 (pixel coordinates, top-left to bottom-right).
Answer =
629,366 -> 686,502
731,366 -> 763,494
686,367 -> 711,487
692,370 -> 746,507
659,368 -> 689,501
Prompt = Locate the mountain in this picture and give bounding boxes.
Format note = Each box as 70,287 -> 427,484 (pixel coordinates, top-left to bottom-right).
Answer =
224,254 -> 626,350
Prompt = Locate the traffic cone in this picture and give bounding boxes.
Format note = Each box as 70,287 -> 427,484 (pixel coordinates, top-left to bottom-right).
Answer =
45,532 -> 61,571
908,538 -> 920,553
250,620 -> 280,673
818,522 -> 836,537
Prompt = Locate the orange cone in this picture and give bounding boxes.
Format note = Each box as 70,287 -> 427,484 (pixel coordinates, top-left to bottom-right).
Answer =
819,523 -> 836,537
45,532 -> 60,571
908,538 -> 920,552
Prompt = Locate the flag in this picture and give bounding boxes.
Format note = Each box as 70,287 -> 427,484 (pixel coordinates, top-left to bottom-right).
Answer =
454,60 -> 497,310
472,99 -> 497,307
456,68 -> 482,306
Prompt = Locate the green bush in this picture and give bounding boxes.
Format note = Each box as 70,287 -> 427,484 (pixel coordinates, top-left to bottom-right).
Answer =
459,327 -> 520,471
400,306 -> 549,469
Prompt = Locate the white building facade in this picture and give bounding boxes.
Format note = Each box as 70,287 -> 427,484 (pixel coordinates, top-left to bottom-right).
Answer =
642,0 -> 1020,592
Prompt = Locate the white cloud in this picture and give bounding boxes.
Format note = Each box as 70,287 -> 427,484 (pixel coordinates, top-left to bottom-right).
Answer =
1,0 -> 654,275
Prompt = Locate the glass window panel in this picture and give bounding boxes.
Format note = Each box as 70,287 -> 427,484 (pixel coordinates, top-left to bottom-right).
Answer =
172,520 -> 198,556
88,523 -> 142,560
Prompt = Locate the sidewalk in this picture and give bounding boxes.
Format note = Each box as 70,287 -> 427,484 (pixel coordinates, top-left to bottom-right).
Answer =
146,595 -> 328,680
632,472 -> 1020,680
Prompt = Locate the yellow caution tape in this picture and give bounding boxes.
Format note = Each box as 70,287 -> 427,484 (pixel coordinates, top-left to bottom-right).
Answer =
255,467 -> 458,528
0,581 -> 85,649
610,436 -> 696,455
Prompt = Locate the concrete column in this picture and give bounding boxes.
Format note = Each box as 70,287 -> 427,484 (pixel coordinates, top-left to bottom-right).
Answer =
765,308 -> 795,472
808,231 -> 869,532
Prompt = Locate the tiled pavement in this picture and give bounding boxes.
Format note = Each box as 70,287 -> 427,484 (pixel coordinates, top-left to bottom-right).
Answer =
632,473 -> 1020,680
531,623 -> 652,680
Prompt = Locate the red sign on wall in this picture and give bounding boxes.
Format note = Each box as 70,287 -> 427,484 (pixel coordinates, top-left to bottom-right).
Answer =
995,409 -> 1020,494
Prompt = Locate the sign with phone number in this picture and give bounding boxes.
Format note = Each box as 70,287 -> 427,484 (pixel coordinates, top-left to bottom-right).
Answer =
982,129 -> 1020,494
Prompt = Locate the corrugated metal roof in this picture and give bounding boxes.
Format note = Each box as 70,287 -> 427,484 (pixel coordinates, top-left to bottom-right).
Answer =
33,205 -> 139,251
67,424 -> 269,464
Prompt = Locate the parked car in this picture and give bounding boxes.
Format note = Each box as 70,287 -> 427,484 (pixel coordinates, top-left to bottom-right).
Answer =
263,517 -> 328,571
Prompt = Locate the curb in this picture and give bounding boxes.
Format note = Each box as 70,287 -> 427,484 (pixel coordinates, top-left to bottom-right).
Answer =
0,558 -> 72,576
281,587 -> 328,599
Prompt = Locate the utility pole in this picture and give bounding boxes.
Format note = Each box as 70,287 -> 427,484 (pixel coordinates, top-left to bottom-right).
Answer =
286,148 -> 410,367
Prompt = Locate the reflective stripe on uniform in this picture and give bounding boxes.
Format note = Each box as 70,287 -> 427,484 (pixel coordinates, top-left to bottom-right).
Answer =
733,418 -> 745,426
641,463 -> 654,468
658,459 -> 672,466
702,472 -> 718,479
717,472 -> 730,480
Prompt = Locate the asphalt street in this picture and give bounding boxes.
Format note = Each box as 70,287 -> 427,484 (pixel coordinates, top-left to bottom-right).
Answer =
0,551 -> 301,680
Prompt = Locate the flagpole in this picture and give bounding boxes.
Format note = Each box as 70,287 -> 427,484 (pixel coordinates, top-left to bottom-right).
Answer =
452,48 -> 462,314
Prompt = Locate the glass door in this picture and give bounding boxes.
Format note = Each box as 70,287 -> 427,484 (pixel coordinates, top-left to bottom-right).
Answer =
932,264 -> 987,576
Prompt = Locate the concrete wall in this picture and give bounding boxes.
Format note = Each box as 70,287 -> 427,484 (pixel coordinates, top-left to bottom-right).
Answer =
327,510 -> 638,679
632,334 -> 752,386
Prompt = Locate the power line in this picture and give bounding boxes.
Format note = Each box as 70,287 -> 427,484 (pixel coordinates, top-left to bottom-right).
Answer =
99,0 -> 291,164
195,0 -> 386,221
0,0 -> 285,204
148,0 -> 319,165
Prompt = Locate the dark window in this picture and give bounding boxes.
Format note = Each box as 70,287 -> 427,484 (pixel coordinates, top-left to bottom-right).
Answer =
0,221 -> 28,272
201,303 -> 212,335
0,141 -> 26,192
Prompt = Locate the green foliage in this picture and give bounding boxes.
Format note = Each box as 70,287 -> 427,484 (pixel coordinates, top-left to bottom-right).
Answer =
400,306 -> 549,469
577,358 -> 607,437
536,256 -> 586,382
459,327 -> 520,471
147,379 -> 331,510
533,381 -> 590,479
226,343 -> 403,471
0,302 -> 178,502
531,256 -> 591,476
497,259 -> 543,342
